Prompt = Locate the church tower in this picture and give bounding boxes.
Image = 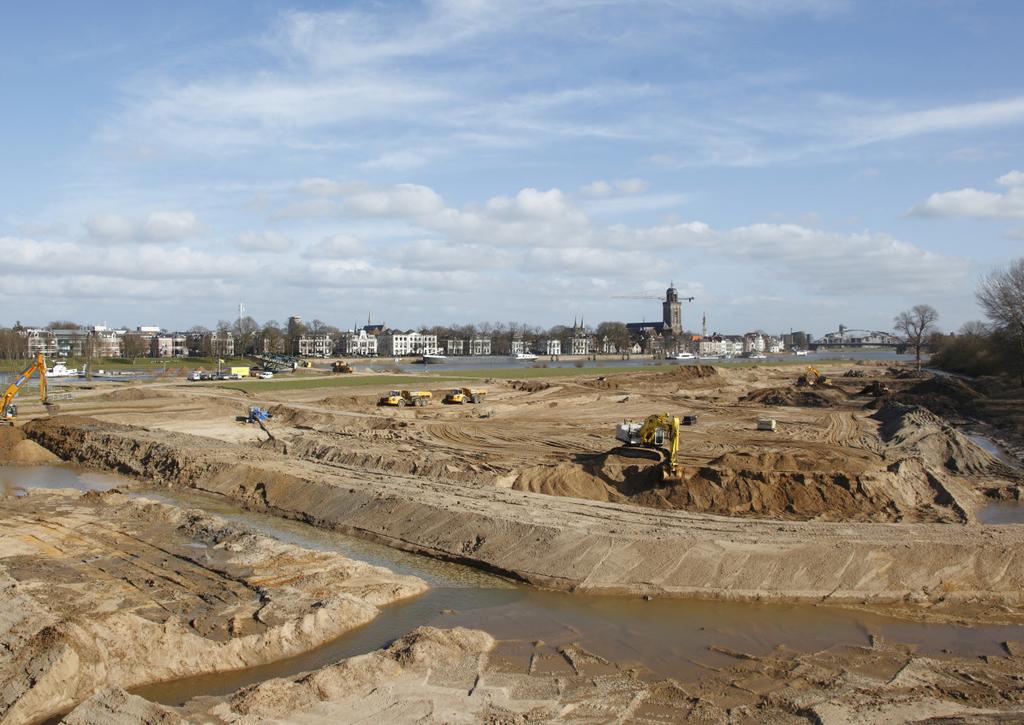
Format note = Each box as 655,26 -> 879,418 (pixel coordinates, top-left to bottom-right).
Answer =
663,283 -> 682,335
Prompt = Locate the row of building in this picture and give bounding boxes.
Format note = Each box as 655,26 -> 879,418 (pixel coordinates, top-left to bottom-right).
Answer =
16,319 -> 899,362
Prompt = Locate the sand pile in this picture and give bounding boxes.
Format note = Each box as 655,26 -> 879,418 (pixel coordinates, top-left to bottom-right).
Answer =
872,402 -> 997,475
894,376 -> 985,418
0,427 -> 60,465
742,387 -> 845,407
95,387 -> 170,402
507,380 -> 551,392
513,447 -> 951,522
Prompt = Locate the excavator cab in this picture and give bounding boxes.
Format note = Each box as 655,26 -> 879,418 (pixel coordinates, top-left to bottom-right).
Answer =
379,390 -> 404,406
614,414 -> 682,481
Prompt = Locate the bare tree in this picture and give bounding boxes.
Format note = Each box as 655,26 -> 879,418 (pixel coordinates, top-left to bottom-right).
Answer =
977,258 -> 1024,385
894,304 -> 939,369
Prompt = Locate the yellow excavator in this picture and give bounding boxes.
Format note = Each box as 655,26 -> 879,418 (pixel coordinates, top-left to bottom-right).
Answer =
614,414 -> 681,480
1,354 -> 48,424
796,365 -> 831,387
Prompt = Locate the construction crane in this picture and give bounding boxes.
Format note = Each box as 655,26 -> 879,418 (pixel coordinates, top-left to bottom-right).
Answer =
614,414 -> 682,480
1,354 -> 48,424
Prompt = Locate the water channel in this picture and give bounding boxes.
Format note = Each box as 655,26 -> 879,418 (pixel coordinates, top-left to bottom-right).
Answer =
6,463 -> 1024,708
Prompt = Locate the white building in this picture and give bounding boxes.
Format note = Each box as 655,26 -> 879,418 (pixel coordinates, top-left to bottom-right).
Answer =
697,335 -> 725,357
151,334 -> 187,358
743,332 -> 765,354
24,329 -> 57,356
380,331 -> 439,356
540,339 -> 561,356
469,337 -> 491,356
818,325 -> 900,347
340,329 -> 377,357
766,336 -> 783,354
511,338 -> 526,355
445,339 -> 464,356
723,336 -> 744,357
295,334 -> 334,357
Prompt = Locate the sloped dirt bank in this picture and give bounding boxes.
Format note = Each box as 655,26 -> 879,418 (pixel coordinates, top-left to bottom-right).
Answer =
0,488 -> 425,724
21,416 -> 1024,616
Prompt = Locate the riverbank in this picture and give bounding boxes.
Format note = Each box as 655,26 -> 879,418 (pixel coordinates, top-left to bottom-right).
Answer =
0,488 -> 424,724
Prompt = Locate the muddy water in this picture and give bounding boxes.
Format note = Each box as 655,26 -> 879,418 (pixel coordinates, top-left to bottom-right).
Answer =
7,466 -> 1024,707
0,463 -> 127,497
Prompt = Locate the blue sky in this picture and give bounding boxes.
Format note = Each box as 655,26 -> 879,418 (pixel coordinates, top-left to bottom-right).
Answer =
1,0 -> 1022,337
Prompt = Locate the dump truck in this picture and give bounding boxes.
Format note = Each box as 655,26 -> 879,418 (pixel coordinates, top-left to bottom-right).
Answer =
444,387 -> 487,404
378,389 -> 432,407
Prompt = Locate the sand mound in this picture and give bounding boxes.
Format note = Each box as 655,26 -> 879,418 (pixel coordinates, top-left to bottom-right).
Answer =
871,402 -> 996,475
508,380 -> 551,393
742,387 -> 845,407
95,387 -> 170,402
895,376 -> 984,417
513,448 -> 953,522
0,427 -> 60,464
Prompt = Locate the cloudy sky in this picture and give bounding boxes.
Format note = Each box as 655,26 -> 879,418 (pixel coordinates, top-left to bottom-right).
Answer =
1,0 -> 1022,336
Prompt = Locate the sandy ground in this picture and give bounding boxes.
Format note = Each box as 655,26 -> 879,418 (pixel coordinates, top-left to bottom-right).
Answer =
4,360 -> 1024,722
65,625 -> 1024,724
0,489 -> 425,724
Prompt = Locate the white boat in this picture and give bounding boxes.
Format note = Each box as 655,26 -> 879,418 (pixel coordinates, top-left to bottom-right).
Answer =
794,350 -> 810,357
748,353 -> 767,360
46,362 -> 78,377
420,353 -> 448,364
667,352 -> 696,360
513,352 -> 538,361
698,355 -> 722,361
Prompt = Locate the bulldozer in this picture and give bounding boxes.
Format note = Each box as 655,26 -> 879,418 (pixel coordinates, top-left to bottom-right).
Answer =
443,387 -> 487,404
332,361 -> 353,373
796,365 -> 831,387
614,414 -> 682,480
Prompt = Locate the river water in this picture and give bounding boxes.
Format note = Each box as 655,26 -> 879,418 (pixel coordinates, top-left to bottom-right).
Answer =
5,464 -> 1023,707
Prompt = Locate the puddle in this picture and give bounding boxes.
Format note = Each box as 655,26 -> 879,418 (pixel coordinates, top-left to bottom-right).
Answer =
978,500 -> 1024,524
0,464 -> 127,497
7,466 -> 1024,707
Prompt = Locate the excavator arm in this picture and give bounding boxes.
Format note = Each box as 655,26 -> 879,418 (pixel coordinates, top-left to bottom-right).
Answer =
634,413 -> 682,477
1,353 -> 47,420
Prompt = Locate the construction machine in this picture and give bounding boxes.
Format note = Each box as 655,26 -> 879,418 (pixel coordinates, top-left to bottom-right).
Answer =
614,414 -> 682,480
796,365 -> 831,387
1,354 -> 48,424
379,389 -> 432,407
443,388 -> 467,404
443,387 -> 487,405
332,361 -> 353,374
402,390 -> 432,407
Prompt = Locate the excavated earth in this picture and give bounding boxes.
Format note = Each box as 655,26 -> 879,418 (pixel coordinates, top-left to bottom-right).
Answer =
5,361 -> 1024,722
0,489 -> 425,724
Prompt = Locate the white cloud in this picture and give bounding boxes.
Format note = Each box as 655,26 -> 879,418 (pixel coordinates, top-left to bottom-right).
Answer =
998,170 -> 1024,187
581,180 -> 613,197
234,230 -> 292,252
910,173 -> 1024,220
616,177 -> 649,195
84,211 -> 200,244
305,233 -> 363,259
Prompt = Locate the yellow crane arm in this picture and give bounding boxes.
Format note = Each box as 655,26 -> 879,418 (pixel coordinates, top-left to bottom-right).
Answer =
637,413 -> 681,474
1,353 -> 47,412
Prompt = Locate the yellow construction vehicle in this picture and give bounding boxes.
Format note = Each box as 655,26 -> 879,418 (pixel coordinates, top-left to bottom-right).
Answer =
402,390 -> 432,407
462,387 -> 486,403
1,354 -> 48,424
796,365 -> 831,387
332,361 -> 353,373
443,388 -> 467,404
378,389 -> 432,407
614,413 -> 681,479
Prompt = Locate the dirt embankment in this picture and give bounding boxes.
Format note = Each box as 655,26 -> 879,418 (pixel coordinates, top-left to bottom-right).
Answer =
741,386 -> 847,407
21,416 -> 1024,614
0,488 -> 425,724
68,624 -> 1024,724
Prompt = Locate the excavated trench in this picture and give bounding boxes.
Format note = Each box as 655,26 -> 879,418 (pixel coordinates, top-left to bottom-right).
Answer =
6,464 -> 1024,715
